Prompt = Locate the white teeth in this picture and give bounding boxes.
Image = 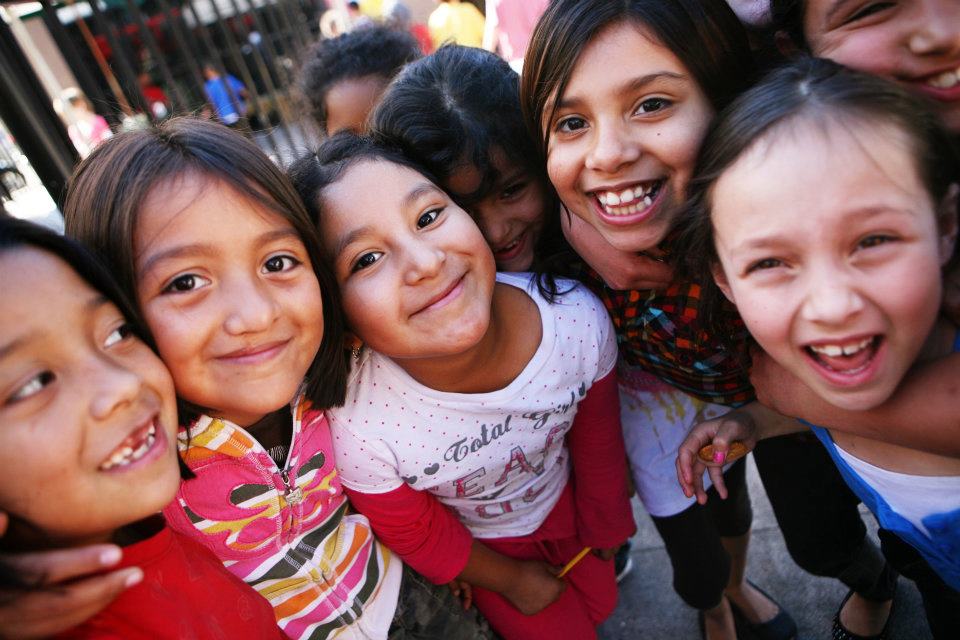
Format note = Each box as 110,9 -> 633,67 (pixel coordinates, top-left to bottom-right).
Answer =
809,337 -> 873,358
928,68 -> 960,89
100,424 -> 157,470
596,182 -> 659,216
603,191 -> 621,206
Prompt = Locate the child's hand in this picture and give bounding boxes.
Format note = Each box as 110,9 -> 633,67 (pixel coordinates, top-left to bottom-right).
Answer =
447,579 -> 473,610
675,410 -> 758,505
562,212 -> 674,290
503,560 -> 566,616
0,513 -> 141,638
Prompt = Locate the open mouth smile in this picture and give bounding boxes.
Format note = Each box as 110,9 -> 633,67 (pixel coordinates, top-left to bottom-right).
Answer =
593,179 -> 664,220
803,335 -> 883,384
493,231 -> 528,262
100,418 -> 162,471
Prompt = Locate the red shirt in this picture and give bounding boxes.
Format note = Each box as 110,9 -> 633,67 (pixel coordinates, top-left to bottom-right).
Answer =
58,525 -> 287,640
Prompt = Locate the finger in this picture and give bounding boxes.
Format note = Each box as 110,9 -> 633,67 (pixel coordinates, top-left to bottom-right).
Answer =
676,455 -> 695,498
689,462 -> 709,504
2,567 -> 141,638
461,584 -> 473,610
9,544 -> 123,586
707,465 -> 728,500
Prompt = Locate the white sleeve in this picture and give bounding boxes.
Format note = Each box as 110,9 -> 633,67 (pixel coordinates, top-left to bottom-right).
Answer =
329,413 -> 404,494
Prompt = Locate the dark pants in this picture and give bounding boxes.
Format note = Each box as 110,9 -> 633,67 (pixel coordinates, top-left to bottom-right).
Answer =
879,529 -> 960,640
753,433 -> 898,602
388,565 -> 498,639
651,458 -> 753,610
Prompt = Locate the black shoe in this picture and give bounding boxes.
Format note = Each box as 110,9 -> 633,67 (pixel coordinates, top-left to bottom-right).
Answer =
728,580 -> 798,640
613,540 -> 634,583
831,589 -> 894,640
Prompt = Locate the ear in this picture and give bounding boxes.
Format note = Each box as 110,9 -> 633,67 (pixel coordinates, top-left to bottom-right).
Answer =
345,332 -> 363,351
937,183 -> 959,267
711,262 -> 736,305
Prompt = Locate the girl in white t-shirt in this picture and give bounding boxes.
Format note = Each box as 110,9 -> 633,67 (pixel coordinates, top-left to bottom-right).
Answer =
289,133 -> 635,640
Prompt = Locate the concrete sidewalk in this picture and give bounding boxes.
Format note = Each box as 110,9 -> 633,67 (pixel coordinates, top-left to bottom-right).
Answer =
599,457 -> 931,639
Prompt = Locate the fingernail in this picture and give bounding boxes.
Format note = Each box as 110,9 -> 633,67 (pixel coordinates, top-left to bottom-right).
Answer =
99,547 -> 122,566
123,568 -> 143,588
713,451 -> 726,464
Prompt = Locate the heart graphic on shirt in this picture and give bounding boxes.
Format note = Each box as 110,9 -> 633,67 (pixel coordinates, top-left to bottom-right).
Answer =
402,475 -> 418,484
423,463 -> 440,475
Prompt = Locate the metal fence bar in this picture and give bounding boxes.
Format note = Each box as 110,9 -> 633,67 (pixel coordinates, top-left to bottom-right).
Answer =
154,0 -> 207,113
80,0 -> 149,115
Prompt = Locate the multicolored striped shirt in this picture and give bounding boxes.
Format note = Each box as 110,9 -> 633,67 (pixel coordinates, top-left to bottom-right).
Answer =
581,268 -> 755,407
162,396 -> 401,639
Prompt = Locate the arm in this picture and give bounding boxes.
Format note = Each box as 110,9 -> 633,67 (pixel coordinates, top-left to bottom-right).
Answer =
562,211 -> 673,291
344,485 -> 564,616
751,349 -> 960,457
675,402 -> 802,505
481,0 -> 499,52
566,369 -> 636,559
0,514 -> 141,639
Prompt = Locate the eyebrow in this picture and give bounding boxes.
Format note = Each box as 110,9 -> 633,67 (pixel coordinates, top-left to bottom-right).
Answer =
139,228 -> 301,277
555,71 -> 685,111
0,295 -> 109,361
333,182 -> 443,257
731,207 -> 915,252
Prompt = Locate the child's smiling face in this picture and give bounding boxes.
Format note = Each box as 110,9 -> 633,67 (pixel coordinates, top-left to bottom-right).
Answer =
135,174 -> 324,427
803,0 -> 960,132
545,20 -> 713,253
0,248 -> 179,548
319,159 -> 496,361
446,148 -> 547,272
711,118 -> 956,410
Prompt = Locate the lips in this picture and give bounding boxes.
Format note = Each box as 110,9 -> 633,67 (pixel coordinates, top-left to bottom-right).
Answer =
803,335 -> 883,386
217,340 -> 290,365
493,231 -> 527,262
590,179 -> 665,225
99,417 -> 162,471
413,276 -> 465,315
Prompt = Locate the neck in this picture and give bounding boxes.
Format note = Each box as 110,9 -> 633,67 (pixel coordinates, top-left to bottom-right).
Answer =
917,315 -> 956,364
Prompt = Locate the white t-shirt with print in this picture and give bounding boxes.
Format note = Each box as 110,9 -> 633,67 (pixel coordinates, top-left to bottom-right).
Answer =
330,272 -> 618,539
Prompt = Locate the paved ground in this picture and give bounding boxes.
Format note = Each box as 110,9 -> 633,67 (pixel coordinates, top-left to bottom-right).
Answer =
599,457 -> 931,639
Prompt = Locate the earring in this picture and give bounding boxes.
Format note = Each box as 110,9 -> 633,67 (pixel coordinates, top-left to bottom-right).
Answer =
351,344 -> 362,361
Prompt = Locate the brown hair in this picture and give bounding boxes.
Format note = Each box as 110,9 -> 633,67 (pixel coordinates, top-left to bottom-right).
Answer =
64,117 -> 348,416
520,0 -> 755,160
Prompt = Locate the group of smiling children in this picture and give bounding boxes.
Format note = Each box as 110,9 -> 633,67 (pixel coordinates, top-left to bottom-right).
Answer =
1,1 -> 959,640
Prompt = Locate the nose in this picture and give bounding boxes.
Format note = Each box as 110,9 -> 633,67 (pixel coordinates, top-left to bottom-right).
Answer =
907,1 -> 960,57
89,355 -> 143,421
222,275 -> 281,336
799,269 -> 866,327
403,237 -> 445,285
585,118 -> 641,174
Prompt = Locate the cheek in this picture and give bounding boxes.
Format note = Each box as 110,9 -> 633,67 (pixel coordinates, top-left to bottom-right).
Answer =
816,33 -> 897,78
143,305 -> 203,389
546,151 -> 576,198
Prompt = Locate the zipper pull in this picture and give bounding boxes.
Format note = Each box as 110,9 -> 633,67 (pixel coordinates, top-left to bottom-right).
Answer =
280,468 -> 303,505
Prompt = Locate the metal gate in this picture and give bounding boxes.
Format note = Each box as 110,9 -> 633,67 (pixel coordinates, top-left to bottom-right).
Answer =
2,0 -> 326,206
